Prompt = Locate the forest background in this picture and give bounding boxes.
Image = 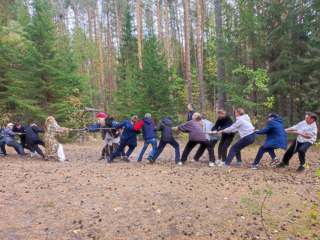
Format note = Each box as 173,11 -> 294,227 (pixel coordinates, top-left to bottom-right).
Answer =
0,0 -> 319,129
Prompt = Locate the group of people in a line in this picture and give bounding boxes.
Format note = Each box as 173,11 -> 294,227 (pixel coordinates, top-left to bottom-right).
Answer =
0,104 -> 318,172
94,103 -> 318,172
0,116 -> 69,162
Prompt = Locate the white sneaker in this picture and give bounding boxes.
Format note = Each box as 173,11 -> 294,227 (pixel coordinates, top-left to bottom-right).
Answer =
190,159 -> 196,162
31,152 -> 38,157
218,162 -> 230,168
215,159 -> 222,165
177,161 -> 183,166
209,162 -> 215,167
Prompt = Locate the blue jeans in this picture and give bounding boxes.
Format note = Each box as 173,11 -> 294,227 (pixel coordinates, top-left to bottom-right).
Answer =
138,138 -> 157,161
253,146 -> 277,165
153,139 -> 180,162
6,140 -> 25,156
0,139 -> 6,155
225,133 -> 255,165
109,141 -> 136,161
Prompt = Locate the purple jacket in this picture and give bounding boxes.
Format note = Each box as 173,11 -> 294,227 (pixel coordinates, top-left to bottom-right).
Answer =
178,120 -> 206,141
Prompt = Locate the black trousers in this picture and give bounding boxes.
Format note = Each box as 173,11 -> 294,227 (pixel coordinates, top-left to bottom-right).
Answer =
218,134 -> 235,161
193,139 -> 218,161
282,139 -> 312,166
27,139 -> 45,158
181,140 -> 214,163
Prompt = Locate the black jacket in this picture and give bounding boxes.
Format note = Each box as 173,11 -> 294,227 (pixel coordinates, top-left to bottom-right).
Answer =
187,110 -> 196,121
155,117 -> 175,142
13,125 -> 26,142
25,126 -> 44,142
211,115 -> 235,133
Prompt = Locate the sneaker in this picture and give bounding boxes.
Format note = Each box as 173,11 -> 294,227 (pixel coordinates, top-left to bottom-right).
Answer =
209,162 -> 215,167
122,156 -> 130,162
276,162 -> 287,168
270,157 -> 280,167
251,164 -> 259,170
31,152 -> 38,157
97,156 -> 105,160
218,162 -> 230,168
177,161 -> 183,166
215,159 -> 222,165
147,156 -> 155,164
190,159 -> 198,162
235,162 -> 244,167
296,165 -> 305,172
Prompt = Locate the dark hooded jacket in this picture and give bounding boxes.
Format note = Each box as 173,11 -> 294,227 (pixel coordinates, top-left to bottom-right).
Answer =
25,126 -> 44,142
255,116 -> 287,150
155,117 -> 174,142
134,117 -> 156,140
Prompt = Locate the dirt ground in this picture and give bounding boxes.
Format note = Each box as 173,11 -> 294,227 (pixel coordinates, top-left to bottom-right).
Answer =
0,139 -> 319,240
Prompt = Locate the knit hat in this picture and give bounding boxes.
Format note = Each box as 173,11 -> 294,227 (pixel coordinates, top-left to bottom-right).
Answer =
7,123 -> 14,127
145,113 -> 151,118
96,112 -> 107,119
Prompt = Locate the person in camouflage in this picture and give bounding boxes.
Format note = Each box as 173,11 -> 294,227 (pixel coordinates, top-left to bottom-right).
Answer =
44,116 -> 69,162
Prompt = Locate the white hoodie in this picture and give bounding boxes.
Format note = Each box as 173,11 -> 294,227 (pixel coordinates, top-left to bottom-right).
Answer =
223,114 -> 254,138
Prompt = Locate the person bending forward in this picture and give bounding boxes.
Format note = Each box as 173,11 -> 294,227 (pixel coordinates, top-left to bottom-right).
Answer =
218,108 -> 255,168
174,112 -> 214,166
277,113 -> 318,172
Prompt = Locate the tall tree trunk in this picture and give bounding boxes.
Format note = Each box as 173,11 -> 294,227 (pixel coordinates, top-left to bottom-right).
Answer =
214,0 -> 226,109
183,0 -> 192,103
113,0 -> 122,58
96,2 -> 107,112
164,0 -> 170,70
106,0 -> 117,94
72,0 -> 83,74
136,0 -> 143,69
157,0 -> 163,42
196,0 -> 205,111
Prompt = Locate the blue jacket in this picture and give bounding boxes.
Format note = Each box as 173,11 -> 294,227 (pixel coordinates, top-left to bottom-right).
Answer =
255,117 -> 287,150
3,127 -> 20,143
134,117 -> 156,140
113,120 -> 138,146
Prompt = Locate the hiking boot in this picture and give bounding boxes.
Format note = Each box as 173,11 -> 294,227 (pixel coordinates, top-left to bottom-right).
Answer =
122,156 -> 130,162
296,165 -> 305,172
107,157 -> 114,163
147,156 -> 155,164
276,162 -> 287,168
251,164 -> 259,170
270,157 -> 280,167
